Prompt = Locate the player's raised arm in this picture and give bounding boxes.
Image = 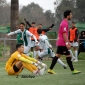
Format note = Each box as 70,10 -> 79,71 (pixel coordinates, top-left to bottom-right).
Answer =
42,24 -> 54,32
24,18 -> 31,27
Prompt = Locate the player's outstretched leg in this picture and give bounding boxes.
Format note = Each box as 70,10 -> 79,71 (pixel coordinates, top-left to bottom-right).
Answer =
57,59 -> 67,69
68,49 -> 75,61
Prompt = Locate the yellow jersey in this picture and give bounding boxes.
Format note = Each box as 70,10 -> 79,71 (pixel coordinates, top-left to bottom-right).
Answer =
5,51 -> 28,69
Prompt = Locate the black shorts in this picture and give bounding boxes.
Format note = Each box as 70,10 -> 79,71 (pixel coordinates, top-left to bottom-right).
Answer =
13,64 -> 20,72
56,46 -> 70,55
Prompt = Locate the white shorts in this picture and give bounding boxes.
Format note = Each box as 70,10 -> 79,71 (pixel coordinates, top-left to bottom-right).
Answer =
70,42 -> 78,47
38,48 -> 55,58
31,41 -> 39,47
38,42 -> 43,49
31,41 -> 35,47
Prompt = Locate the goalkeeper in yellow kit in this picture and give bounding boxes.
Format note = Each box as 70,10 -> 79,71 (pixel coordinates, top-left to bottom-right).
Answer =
5,44 -> 47,75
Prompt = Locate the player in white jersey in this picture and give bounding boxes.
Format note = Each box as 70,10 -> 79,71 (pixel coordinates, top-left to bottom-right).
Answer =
7,23 -> 38,56
37,29 -> 67,69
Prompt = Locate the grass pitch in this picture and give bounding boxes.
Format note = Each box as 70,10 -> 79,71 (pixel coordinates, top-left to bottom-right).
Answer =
0,60 -> 85,85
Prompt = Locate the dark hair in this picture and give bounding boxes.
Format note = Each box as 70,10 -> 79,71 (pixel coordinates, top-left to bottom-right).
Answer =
81,30 -> 85,36
16,44 -> 23,49
72,21 -> 75,24
37,29 -> 42,34
39,24 -> 42,25
32,22 -> 35,24
64,10 -> 71,18
20,22 -> 25,26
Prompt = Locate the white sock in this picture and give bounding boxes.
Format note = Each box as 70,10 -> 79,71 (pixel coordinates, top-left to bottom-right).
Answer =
33,51 -> 37,58
74,50 -> 78,60
68,50 -> 75,59
57,58 -> 65,66
36,50 -> 41,56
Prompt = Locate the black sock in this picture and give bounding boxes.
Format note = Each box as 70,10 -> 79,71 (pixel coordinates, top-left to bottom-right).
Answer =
66,57 -> 74,71
50,56 -> 58,70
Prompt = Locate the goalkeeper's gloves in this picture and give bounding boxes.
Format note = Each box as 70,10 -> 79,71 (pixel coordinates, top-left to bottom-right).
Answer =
37,61 -> 47,69
32,62 -> 38,67
32,62 -> 41,69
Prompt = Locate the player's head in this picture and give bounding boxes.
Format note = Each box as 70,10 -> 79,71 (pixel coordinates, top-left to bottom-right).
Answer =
16,44 -> 24,53
38,24 -> 42,29
81,31 -> 85,36
72,22 -> 75,27
31,22 -> 36,27
19,22 -> 25,31
37,29 -> 42,34
64,10 -> 72,20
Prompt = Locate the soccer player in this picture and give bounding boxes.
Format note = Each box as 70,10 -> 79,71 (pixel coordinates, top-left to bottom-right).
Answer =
48,10 -> 81,74
26,20 -> 54,58
37,24 -> 54,34
69,22 -> 79,62
6,22 -> 38,56
26,21 -> 39,58
37,29 -> 67,69
36,23 -> 54,59
5,44 -> 47,75
28,22 -> 39,48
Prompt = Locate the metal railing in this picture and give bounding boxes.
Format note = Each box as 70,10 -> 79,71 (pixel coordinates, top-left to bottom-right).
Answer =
0,38 -> 85,61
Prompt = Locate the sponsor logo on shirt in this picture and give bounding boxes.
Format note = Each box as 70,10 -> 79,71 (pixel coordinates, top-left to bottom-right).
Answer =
64,27 -> 66,31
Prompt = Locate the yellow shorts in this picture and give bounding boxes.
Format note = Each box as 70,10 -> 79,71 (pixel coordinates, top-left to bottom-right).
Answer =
6,65 -> 23,75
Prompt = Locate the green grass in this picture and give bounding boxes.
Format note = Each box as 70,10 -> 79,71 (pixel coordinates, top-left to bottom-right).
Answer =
0,60 -> 85,85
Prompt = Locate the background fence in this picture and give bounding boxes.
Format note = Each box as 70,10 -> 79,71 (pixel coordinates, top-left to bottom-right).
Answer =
0,38 -> 85,61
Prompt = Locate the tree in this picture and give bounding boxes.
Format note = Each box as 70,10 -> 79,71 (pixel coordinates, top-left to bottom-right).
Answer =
20,2 -> 44,24
0,0 -> 10,25
20,2 -> 55,26
55,0 -> 85,26
44,10 -> 55,25
0,0 -> 7,5
10,0 -> 19,54
76,0 -> 85,22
